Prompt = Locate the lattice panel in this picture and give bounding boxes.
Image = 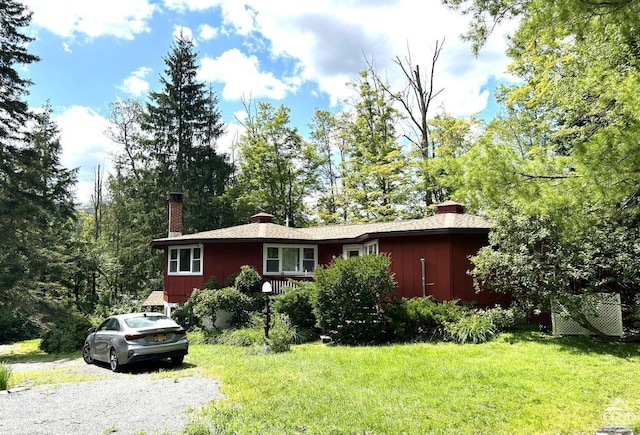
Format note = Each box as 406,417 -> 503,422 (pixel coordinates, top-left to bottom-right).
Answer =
552,293 -> 623,337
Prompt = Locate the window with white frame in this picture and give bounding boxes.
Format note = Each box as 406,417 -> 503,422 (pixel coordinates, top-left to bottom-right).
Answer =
264,244 -> 317,275
343,240 -> 379,258
168,245 -> 202,275
365,240 -> 379,255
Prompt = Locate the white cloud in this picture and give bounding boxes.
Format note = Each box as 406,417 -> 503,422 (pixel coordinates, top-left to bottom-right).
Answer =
198,24 -> 219,40
24,0 -> 156,41
120,67 -> 153,96
199,48 -> 296,100
54,106 -> 115,204
197,0 -> 515,116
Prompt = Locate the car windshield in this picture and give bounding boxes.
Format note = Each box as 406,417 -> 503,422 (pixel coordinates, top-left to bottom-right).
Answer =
124,315 -> 175,329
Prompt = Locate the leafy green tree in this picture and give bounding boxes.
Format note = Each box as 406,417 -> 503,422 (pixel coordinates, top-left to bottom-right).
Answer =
236,101 -> 321,227
309,109 -> 354,224
341,71 -> 410,222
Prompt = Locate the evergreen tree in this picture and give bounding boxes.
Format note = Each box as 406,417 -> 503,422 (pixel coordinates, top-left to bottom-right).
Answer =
142,32 -> 232,233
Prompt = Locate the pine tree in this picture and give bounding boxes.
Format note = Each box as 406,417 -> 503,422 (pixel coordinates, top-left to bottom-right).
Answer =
142,32 -> 232,233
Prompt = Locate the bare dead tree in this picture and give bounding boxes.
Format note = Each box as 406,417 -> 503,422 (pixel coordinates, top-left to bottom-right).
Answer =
366,39 -> 445,161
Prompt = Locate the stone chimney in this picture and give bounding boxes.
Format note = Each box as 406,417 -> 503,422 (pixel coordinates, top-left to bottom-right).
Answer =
168,192 -> 183,237
435,200 -> 464,214
251,212 -> 274,223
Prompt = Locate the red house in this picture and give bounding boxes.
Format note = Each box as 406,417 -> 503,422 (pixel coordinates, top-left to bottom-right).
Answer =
151,194 -> 502,314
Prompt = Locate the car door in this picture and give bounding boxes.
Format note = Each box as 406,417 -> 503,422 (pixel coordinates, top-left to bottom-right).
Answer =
93,318 -> 120,361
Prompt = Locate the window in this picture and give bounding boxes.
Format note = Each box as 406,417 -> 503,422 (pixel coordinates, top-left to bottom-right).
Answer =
365,240 -> 379,255
263,244 -> 317,275
343,241 -> 378,258
168,245 -> 202,275
343,244 -> 362,258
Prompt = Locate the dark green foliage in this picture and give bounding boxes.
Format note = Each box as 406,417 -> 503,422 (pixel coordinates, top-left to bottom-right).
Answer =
171,289 -> 202,331
193,287 -> 253,328
234,265 -> 262,295
215,327 -> 263,347
0,308 -> 40,343
314,254 -> 397,345
273,281 -> 317,332
234,265 -> 264,311
204,275 -> 221,290
39,313 -> 92,354
387,297 -> 467,341
223,272 -> 239,288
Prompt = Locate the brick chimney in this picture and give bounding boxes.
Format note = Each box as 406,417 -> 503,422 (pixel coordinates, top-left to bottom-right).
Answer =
251,212 -> 274,223
435,200 -> 464,214
168,192 -> 183,237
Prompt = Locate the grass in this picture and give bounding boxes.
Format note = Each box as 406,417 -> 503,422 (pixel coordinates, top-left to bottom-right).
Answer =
184,331 -> 640,434
3,331 -> 640,434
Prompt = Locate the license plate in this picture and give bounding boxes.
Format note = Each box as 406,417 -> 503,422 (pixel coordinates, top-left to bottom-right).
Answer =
154,334 -> 167,342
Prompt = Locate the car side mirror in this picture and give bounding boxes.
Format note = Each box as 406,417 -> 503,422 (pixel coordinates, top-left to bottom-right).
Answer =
87,327 -> 96,333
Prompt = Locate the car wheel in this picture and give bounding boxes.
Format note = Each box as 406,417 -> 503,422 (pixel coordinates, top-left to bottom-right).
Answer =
109,348 -> 120,372
170,355 -> 184,365
82,343 -> 93,364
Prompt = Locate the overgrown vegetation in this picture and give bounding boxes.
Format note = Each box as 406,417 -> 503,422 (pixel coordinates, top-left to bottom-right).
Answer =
39,313 -> 93,354
0,361 -> 11,390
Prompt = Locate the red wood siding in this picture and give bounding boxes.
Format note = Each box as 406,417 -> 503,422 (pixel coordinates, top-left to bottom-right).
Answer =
163,233 -> 499,306
380,235 -> 452,299
203,242 -> 263,285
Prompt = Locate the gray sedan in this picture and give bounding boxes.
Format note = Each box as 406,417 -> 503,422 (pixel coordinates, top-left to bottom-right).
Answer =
83,313 -> 188,372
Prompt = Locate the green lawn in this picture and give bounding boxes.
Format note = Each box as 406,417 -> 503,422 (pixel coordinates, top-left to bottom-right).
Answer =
3,332 -> 640,434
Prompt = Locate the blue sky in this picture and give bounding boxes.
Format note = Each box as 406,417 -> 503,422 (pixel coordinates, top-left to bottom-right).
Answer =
21,0 -> 516,203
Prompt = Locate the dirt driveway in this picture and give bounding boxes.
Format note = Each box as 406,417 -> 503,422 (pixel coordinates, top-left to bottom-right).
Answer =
1,354 -> 224,434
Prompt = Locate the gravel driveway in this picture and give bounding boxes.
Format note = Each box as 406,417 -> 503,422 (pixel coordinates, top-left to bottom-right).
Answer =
0,357 -> 224,435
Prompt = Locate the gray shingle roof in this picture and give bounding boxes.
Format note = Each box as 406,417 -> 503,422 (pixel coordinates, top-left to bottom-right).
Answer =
151,212 -> 491,247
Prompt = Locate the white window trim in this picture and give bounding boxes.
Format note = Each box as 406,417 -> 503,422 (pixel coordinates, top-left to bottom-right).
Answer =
365,239 -> 379,255
343,240 -> 379,258
263,244 -> 317,276
343,244 -> 363,258
168,244 -> 203,276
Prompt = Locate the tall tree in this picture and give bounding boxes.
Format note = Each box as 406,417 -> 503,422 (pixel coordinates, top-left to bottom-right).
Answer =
444,0 -> 640,323
308,109 -> 349,224
236,100 -> 321,227
341,71 -> 409,222
367,41 -> 447,211
142,32 -> 232,233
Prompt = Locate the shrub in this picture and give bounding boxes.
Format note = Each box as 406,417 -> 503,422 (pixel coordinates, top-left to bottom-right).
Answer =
484,305 -> 524,331
273,281 -> 317,332
269,314 -> 297,353
235,265 -> 262,295
235,265 -> 264,311
171,289 -> 203,331
0,362 -> 11,390
193,287 -> 254,328
444,311 -> 496,344
216,327 -> 263,347
204,275 -> 221,290
315,254 -> 397,345
39,313 -> 93,354
405,297 -> 467,339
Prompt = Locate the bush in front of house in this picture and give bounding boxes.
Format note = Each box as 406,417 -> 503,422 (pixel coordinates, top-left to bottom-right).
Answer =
39,312 -> 93,354
273,281 -> 318,341
314,254 -> 397,345
171,289 -> 203,331
269,314 -> 297,353
193,287 -> 254,328
235,265 -> 264,311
